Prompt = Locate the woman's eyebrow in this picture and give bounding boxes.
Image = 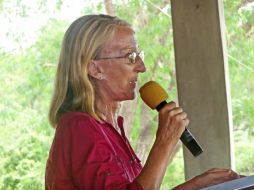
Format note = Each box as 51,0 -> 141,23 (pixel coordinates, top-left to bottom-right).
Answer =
119,46 -> 138,54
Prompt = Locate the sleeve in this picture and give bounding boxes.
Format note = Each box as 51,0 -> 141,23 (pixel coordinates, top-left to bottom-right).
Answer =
48,114 -> 143,190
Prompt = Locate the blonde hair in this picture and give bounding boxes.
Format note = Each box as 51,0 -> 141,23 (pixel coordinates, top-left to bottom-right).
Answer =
49,14 -> 131,127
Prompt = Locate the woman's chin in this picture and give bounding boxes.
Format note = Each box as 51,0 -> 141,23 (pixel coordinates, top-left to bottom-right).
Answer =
119,92 -> 136,101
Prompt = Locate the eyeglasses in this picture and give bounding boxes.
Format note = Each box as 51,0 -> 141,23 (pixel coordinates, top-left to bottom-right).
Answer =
95,50 -> 144,64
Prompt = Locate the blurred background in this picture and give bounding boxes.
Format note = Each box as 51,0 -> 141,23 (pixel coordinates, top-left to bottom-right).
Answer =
0,0 -> 253,189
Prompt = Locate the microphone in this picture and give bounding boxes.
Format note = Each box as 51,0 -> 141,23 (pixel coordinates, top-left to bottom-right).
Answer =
139,81 -> 203,157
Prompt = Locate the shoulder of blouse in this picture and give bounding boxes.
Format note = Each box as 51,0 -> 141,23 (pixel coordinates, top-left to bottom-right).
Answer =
56,112 -> 102,133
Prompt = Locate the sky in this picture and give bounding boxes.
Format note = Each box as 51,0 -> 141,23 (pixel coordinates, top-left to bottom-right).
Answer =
0,0 -> 103,52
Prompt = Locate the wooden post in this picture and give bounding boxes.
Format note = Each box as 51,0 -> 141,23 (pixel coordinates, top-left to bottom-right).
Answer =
171,0 -> 235,179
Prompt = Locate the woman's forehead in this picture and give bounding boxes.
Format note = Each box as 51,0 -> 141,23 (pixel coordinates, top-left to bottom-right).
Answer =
102,26 -> 138,53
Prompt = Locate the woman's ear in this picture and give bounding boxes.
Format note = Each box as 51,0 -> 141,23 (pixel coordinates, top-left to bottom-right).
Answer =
88,60 -> 104,80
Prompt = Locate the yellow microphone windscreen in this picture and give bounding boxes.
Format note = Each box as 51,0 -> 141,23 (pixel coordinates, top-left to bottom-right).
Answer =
139,81 -> 168,109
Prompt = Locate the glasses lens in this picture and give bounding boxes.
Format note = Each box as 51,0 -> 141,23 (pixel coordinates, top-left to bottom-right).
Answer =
139,51 -> 144,61
128,52 -> 136,64
128,51 -> 144,64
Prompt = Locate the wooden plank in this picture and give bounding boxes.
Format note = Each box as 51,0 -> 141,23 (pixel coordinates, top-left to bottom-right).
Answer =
171,0 -> 235,179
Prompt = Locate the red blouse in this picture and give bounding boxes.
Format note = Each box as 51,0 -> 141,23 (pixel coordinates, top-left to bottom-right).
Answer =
45,112 -> 143,190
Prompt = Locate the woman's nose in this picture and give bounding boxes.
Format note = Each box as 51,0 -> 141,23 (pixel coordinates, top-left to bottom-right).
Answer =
135,57 -> 146,73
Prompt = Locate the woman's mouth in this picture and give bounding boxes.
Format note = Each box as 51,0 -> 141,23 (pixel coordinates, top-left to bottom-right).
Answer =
129,80 -> 137,88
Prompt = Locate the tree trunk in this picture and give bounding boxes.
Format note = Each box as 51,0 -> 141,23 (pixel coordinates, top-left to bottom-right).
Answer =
120,98 -> 138,139
135,103 -> 154,163
104,0 -> 115,16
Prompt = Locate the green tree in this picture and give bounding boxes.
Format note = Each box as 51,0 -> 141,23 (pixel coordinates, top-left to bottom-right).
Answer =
224,0 -> 254,175
0,0 -> 253,189
0,16 -> 68,189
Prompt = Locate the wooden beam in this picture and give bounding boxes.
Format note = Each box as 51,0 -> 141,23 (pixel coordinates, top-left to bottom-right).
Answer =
171,0 -> 235,179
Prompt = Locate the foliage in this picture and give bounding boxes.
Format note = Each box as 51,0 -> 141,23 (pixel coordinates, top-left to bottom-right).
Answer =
224,0 -> 254,136
0,12 -> 68,188
161,149 -> 185,189
235,141 -> 254,175
224,0 -> 254,174
0,0 -> 253,189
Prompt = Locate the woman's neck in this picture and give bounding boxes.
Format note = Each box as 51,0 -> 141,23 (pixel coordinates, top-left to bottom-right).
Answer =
93,81 -> 121,129
96,97 -> 120,127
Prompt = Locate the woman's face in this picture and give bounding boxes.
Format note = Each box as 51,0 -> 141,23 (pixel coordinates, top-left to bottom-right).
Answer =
92,26 -> 146,102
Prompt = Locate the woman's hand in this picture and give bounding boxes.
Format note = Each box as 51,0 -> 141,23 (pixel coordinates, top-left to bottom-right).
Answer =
136,102 -> 189,190
174,168 -> 240,190
155,101 -> 188,148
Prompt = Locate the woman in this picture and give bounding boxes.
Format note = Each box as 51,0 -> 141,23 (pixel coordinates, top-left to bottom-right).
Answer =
45,14 -> 239,190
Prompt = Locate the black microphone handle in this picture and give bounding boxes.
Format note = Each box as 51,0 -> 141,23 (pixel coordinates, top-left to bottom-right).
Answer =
156,101 -> 203,157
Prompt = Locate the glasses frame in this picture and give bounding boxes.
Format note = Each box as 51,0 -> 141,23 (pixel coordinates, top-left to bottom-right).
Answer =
95,50 -> 144,64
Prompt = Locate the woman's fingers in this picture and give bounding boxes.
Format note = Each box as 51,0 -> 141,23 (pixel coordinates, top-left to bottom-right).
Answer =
205,168 -> 240,179
160,102 -> 188,127
207,168 -> 240,182
174,168 -> 240,190
157,102 -> 189,144
192,168 -> 240,189
168,107 -> 184,117
159,101 -> 176,113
